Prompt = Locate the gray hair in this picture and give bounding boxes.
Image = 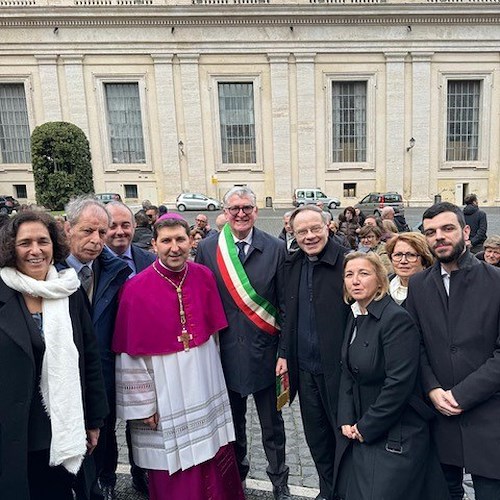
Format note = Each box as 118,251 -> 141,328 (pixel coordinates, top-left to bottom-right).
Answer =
106,201 -> 134,222
289,205 -> 329,229
284,210 -> 294,219
65,195 -> 110,226
484,235 -> 500,249
223,186 -> 257,207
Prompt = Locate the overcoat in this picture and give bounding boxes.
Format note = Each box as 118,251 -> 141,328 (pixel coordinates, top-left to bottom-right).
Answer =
130,243 -> 156,273
406,251 -> 500,480
0,278 -> 108,499
335,295 -> 446,500
282,238 -> 350,412
196,227 -> 285,396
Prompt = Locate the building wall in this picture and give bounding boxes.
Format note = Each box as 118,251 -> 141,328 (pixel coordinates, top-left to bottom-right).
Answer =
0,1 -> 498,207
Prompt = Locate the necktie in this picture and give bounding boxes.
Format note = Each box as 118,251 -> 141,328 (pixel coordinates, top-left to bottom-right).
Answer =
236,241 -> 246,263
78,265 -> 93,294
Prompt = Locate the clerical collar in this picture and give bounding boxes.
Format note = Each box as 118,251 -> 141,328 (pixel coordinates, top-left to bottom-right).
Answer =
157,258 -> 187,273
67,253 -> 94,273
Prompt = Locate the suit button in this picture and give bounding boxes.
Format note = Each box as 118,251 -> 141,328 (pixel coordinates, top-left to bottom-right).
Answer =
450,345 -> 458,353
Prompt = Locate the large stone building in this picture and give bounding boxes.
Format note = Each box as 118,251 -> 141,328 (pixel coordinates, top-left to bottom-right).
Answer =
0,0 -> 499,207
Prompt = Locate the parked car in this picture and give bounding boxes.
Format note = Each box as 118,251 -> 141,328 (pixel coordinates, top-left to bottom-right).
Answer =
95,193 -> 122,204
0,195 -> 20,214
292,188 -> 341,209
354,192 -> 404,215
176,193 -> 221,212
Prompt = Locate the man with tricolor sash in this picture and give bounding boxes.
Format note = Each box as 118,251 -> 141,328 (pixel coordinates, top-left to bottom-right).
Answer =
196,186 -> 291,500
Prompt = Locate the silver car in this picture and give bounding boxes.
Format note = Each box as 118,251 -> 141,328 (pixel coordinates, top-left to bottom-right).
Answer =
175,193 -> 221,211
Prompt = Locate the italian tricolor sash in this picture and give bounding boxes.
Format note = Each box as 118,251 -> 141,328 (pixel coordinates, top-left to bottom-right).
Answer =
216,224 -> 281,335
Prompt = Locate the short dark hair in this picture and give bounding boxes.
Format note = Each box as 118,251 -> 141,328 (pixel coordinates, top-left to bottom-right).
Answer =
0,211 -> 69,267
146,205 -> 159,213
158,205 -> 168,216
153,218 -> 190,239
134,210 -> 149,228
464,194 -> 478,206
422,202 -> 466,228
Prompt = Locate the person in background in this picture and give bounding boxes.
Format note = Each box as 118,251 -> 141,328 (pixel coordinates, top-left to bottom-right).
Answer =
196,186 -> 291,500
338,207 -> 360,250
278,205 -> 350,500
215,213 -> 227,231
381,219 -> 398,240
145,206 -> 159,228
278,210 -> 299,254
158,205 -> 168,217
189,228 -> 204,259
335,252 -> 449,500
475,235 -> 500,267
63,196 -> 131,500
385,232 -> 434,307
362,215 -> 392,242
104,201 -> 155,496
191,213 -> 217,238
381,206 -> 410,233
463,194 -> 487,254
407,202 -> 500,500
132,211 -> 154,251
357,225 -> 393,274
113,214 -> 244,500
0,211 -> 108,500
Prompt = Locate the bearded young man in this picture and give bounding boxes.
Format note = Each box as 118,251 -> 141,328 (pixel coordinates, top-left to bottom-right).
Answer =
406,202 -> 500,500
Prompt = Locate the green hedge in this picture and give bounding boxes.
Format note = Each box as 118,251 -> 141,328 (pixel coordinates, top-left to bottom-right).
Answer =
32,122 -> 94,210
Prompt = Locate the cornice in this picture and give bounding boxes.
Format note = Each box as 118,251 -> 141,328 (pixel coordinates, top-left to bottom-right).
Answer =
0,5 -> 499,27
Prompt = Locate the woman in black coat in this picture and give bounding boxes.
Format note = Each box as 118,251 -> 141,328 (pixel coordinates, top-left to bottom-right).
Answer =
334,252 -> 449,500
0,211 -> 108,500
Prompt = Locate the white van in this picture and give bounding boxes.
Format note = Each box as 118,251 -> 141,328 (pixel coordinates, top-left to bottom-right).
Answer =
292,188 -> 341,209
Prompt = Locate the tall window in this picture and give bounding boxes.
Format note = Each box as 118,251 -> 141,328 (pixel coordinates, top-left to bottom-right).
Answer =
0,84 -> 31,164
14,184 -> 27,198
446,80 -> 480,161
105,83 -> 145,164
124,184 -> 138,198
218,82 -> 256,164
332,81 -> 367,163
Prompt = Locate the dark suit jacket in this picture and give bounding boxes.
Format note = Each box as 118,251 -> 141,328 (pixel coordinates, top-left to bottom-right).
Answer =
282,238 -> 350,413
131,244 -> 155,273
196,227 -> 286,396
406,251 -> 500,480
0,279 -> 108,499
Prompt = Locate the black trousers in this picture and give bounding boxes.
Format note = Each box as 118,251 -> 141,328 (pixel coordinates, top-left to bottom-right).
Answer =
28,449 -> 75,500
298,370 -> 336,499
93,409 -> 118,489
442,464 -> 500,500
125,421 -> 146,479
228,385 -> 289,487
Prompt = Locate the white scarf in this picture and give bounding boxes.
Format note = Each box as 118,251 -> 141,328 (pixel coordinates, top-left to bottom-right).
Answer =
0,265 -> 87,474
389,275 -> 408,305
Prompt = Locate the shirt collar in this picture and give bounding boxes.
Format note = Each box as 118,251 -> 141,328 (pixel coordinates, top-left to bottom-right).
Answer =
67,253 -> 94,272
351,301 -> 368,318
106,245 -> 133,261
231,228 -> 253,246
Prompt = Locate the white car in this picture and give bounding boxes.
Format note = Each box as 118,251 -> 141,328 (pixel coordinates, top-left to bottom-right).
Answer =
175,193 -> 221,211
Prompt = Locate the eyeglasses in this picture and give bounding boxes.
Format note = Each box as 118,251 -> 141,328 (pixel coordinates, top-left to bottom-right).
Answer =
295,225 -> 325,238
195,218 -> 206,223
226,205 -> 255,216
391,252 -> 420,263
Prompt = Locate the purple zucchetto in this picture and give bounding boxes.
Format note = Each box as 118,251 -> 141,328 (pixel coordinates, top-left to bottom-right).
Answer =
156,213 -> 187,223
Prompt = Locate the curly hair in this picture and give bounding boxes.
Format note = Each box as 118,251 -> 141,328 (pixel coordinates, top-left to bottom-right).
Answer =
0,211 -> 69,267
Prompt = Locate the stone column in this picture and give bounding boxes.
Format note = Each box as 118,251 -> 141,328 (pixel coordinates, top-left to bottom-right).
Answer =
384,52 -> 407,195
177,54 -> 206,193
410,52 -> 434,205
295,53 -> 317,188
152,54 -> 182,200
268,53 -> 292,204
35,55 -> 62,122
60,55 -> 89,137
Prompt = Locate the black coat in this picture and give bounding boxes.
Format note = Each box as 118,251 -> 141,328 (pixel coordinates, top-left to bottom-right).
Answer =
406,251 -> 500,480
282,238 -> 350,412
336,295 -> 447,500
463,204 -> 487,250
0,279 -> 108,500
196,227 -> 286,396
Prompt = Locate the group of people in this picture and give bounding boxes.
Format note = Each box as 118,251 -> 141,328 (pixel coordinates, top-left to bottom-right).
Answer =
0,186 -> 499,500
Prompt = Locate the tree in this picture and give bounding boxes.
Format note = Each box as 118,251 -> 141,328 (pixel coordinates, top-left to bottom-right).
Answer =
31,122 -> 94,210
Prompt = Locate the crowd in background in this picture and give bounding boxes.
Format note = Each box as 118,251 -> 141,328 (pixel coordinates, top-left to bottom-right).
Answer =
0,189 -> 499,500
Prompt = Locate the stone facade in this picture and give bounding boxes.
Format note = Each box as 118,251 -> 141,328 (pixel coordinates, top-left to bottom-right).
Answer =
0,0 -> 498,207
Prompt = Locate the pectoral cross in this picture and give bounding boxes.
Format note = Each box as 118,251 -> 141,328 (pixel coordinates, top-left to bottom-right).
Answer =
177,328 -> 193,352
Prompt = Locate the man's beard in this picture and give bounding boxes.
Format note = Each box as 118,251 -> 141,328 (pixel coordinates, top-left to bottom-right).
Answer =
432,237 -> 466,264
